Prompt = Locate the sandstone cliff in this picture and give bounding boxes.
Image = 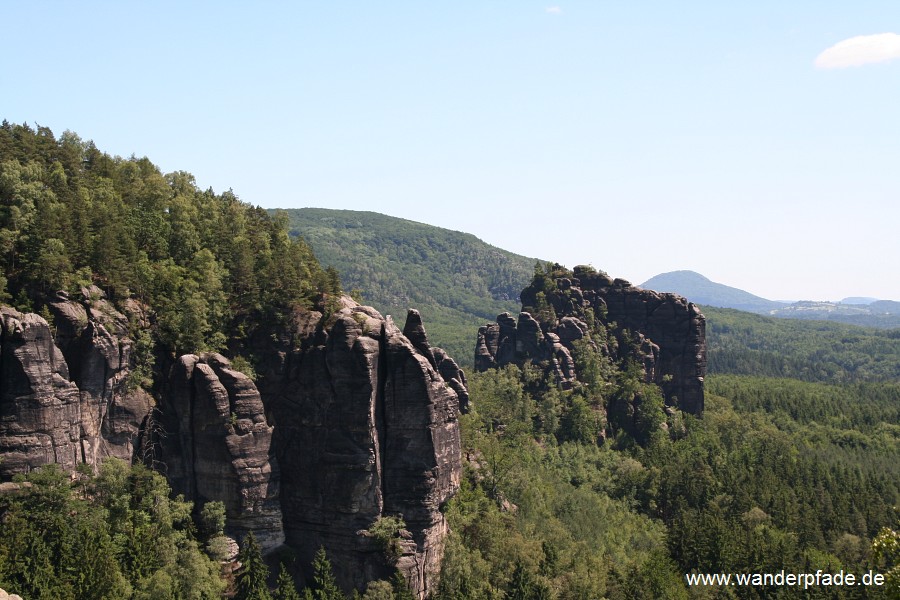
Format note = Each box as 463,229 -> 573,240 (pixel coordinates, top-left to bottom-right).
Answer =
476,265 -> 706,415
1,295 -> 463,598
0,288 -> 151,479
156,352 -> 285,550
250,302 -> 461,597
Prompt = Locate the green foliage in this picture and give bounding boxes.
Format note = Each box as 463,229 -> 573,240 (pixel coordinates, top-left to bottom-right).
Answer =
0,459 -> 224,600
704,306 -> 900,383
274,562 -> 302,600
198,500 -> 227,539
231,354 -> 259,381
0,122 -> 330,360
872,523 -> 899,596
366,516 -> 406,562
308,547 -> 345,600
390,572 -> 415,600
445,350 -> 899,600
278,207 -> 542,365
236,531 -> 272,600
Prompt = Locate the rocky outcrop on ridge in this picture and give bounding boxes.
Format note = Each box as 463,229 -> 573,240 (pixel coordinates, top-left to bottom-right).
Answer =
1,294 -> 465,598
476,265 -> 706,414
0,288 -> 151,479
157,352 -> 285,550
252,300 -> 462,597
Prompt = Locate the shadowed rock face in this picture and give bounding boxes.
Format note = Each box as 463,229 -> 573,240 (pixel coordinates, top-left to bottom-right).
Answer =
1,296 -> 464,598
253,301 -> 462,598
0,307 -> 82,476
157,353 -> 284,550
0,293 -> 152,479
477,266 -> 706,414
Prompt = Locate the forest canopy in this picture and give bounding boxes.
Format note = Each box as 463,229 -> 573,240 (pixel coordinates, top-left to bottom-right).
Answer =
0,121 -> 338,356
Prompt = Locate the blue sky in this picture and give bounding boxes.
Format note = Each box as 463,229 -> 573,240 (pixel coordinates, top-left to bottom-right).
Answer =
3,2 -> 899,301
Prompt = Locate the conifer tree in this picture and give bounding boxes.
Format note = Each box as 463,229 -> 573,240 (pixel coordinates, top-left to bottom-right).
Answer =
504,560 -> 534,600
236,531 -> 272,600
390,571 -> 415,600
274,562 -> 302,600
309,547 -> 344,600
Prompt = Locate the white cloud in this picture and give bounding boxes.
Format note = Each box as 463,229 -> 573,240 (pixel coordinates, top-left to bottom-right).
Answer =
815,32 -> 900,69
546,6 -> 562,14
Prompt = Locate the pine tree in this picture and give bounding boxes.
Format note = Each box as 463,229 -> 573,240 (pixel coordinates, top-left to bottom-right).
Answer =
504,560 -> 534,600
235,531 -> 272,600
390,571 -> 415,600
309,547 -> 344,600
274,562 -> 302,600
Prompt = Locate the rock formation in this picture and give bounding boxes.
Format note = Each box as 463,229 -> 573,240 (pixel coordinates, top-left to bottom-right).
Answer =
0,288 -> 151,479
1,307 -> 83,477
157,352 -> 285,550
252,301 -> 461,597
1,294 -> 464,598
476,265 -> 706,414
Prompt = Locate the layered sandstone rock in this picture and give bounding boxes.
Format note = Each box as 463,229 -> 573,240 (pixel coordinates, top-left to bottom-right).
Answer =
478,265 -> 706,414
45,289 -> 153,465
0,307 -> 82,477
0,292 -> 152,479
254,301 -> 462,598
157,353 -> 284,550
1,295 -> 464,598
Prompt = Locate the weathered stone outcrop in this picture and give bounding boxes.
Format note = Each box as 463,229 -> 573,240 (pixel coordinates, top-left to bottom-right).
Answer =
0,290 -> 152,480
1,307 -> 82,477
45,289 -> 153,465
478,265 -> 706,414
475,311 -> 578,390
2,295 -> 464,598
253,300 -> 462,598
157,353 -> 284,550
563,267 -> 706,414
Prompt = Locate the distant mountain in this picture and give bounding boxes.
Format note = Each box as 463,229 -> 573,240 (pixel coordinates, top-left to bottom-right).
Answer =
770,299 -> 900,328
275,208 -> 539,365
842,297 -> 879,305
639,271 -> 784,313
641,270 -> 900,329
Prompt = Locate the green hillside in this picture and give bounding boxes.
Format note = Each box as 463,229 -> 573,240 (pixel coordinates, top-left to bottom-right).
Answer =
278,208 -> 540,365
703,305 -> 900,383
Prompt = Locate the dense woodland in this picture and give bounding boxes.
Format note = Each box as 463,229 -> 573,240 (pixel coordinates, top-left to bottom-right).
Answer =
0,121 -> 339,358
704,306 -> 900,383
1,124 -> 898,598
435,306 -> 899,598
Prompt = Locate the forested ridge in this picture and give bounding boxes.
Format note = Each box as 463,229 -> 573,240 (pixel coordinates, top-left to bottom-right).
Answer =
0,121 -> 338,358
278,208 -> 539,364
1,122 -> 898,598
437,305 -> 899,598
704,306 -> 900,383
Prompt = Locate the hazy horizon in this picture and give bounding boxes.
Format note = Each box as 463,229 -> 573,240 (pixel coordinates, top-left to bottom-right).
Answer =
4,2 -> 898,301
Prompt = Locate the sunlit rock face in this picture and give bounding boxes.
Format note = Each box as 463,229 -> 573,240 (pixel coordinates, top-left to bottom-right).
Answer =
0,291 -> 152,480
158,352 -> 285,550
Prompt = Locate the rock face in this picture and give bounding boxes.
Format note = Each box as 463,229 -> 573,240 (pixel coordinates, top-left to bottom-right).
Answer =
477,265 -> 706,414
157,353 -> 285,550
0,290 -> 152,480
1,295 -> 464,598
253,301 -> 462,598
0,307 -> 82,476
